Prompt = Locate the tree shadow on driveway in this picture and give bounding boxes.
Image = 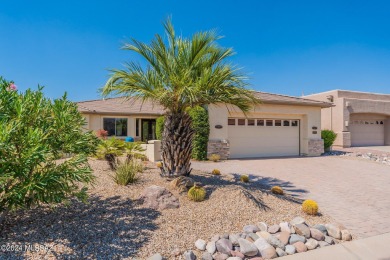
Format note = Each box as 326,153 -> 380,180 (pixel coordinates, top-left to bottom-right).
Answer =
0,195 -> 160,259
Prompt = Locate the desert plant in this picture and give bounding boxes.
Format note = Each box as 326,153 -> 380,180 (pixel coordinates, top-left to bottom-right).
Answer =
96,138 -> 125,170
101,18 -> 258,177
124,141 -> 146,161
211,169 -> 221,175
96,129 -> 108,139
271,186 -> 284,195
188,106 -> 210,161
112,160 -> 142,185
0,77 -> 98,212
156,161 -> 163,168
240,175 -> 250,183
156,116 -> 165,140
321,129 -> 337,150
188,185 -> 206,202
209,154 -> 221,162
302,199 -> 319,215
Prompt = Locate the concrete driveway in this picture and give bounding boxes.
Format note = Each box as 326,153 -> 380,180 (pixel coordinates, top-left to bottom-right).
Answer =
192,156 -> 390,238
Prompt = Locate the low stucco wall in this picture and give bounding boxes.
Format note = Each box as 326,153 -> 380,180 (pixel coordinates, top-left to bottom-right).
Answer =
140,140 -> 161,162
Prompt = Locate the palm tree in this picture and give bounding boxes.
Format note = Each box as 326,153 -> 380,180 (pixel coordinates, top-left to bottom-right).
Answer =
102,18 -> 259,176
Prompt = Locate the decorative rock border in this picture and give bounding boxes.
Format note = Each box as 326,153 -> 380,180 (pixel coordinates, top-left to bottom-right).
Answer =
324,150 -> 390,166
149,217 -> 352,259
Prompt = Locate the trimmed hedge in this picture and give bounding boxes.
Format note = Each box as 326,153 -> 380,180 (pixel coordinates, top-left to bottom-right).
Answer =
188,106 -> 210,161
321,129 -> 337,150
156,116 -> 165,140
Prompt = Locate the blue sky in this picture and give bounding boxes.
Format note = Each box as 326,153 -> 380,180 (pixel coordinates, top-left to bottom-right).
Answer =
1,0 -> 390,101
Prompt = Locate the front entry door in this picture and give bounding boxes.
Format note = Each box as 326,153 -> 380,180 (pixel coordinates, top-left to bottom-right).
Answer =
141,119 -> 156,142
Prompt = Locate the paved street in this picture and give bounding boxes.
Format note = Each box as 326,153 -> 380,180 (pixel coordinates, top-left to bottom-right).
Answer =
192,156 -> 390,238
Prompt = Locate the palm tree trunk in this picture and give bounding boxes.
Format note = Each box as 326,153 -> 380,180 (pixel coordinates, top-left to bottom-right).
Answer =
161,112 -> 194,176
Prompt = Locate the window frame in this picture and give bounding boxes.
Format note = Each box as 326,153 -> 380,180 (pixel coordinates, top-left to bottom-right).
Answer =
103,117 -> 128,137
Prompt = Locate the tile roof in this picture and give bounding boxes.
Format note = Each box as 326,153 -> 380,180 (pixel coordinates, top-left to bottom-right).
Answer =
76,91 -> 332,115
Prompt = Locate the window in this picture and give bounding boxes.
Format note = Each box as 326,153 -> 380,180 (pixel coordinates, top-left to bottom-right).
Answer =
228,119 -> 236,125
291,120 -> 298,127
136,119 -> 140,136
275,120 -> 282,126
257,119 -> 264,126
283,120 -> 290,126
266,120 -> 273,126
103,118 -> 128,136
248,119 -> 255,126
238,119 -> 245,125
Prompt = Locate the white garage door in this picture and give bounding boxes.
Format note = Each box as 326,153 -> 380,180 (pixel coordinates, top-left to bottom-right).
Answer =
350,119 -> 385,146
228,118 -> 300,158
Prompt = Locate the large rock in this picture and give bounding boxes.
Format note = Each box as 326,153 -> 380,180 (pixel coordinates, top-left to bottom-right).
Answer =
294,223 -> 311,239
254,238 -> 277,259
276,248 -> 287,257
183,250 -> 196,260
324,236 -> 335,245
258,222 -> 268,232
279,231 -> 290,246
290,216 -> 306,226
230,251 -> 245,258
285,245 -> 296,255
305,238 -> 318,250
148,253 -> 163,260
202,251 -> 213,260
247,233 -> 260,241
229,234 -> 240,246
196,239 -> 207,251
216,238 -> 233,255
325,224 -> 341,239
238,238 -> 258,256
170,176 -> 195,192
341,229 -> 352,241
243,225 -> 260,233
293,241 -> 307,253
313,224 -> 328,235
256,231 -> 271,240
206,241 -> 216,254
268,224 -> 280,234
213,253 -> 229,260
267,236 -> 285,250
310,228 -> 325,241
289,234 -> 306,244
139,185 -> 179,210
280,222 -> 292,233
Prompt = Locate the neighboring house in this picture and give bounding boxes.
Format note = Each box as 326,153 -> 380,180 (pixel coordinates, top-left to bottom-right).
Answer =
305,90 -> 390,147
77,92 -> 332,159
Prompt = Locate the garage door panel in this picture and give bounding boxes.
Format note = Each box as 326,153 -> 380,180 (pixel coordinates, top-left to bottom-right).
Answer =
228,119 -> 299,158
350,119 -> 385,146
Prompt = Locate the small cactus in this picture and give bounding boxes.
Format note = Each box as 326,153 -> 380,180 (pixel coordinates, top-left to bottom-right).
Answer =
240,175 -> 249,183
211,169 -> 221,175
271,186 -> 284,195
302,199 -> 319,215
188,185 -> 206,202
156,161 -> 163,168
209,154 -> 221,162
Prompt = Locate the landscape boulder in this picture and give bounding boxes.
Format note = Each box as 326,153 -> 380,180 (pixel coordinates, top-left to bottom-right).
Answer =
294,223 -> 311,238
325,224 -> 341,239
254,238 -> 277,259
216,238 -> 233,255
238,238 -> 258,256
139,185 -> 180,210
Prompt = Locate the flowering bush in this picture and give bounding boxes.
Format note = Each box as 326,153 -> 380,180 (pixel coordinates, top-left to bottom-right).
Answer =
96,129 -> 108,139
0,77 -> 99,213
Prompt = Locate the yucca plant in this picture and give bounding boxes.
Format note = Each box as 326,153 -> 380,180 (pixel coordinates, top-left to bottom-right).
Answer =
102,18 -> 259,177
112,160 -> 142,185
0,77 -> 98,214
124,141 -> 146,162
96,137 -> 125,170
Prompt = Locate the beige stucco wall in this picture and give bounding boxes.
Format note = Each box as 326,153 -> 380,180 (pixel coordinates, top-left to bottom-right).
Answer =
385,119 -> 390,145
305,90 -> 390,147
208,103 -> 323,156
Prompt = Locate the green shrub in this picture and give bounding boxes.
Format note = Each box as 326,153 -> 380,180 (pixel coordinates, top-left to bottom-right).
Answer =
156,116 -> 165,140
0,77 -> 98,212
321,129 -> 337,150
124,141 -> 146,161
113,160 -> 142,185
188,185 -> 206,202
209,153 -> 221,162
240,175 -> 249,183
96,137 -> 125,170
188,106 -> 210,161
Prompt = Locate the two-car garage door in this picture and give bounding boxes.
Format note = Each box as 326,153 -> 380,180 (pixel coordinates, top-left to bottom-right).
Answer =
228,118 -> 300,158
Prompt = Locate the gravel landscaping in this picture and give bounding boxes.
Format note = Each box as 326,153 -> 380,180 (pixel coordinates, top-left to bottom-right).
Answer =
1,158 -> 335,259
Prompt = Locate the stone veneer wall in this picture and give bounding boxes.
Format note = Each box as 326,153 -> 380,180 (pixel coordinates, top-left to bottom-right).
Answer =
308,139 -> 324,156
207,139 -> 230,160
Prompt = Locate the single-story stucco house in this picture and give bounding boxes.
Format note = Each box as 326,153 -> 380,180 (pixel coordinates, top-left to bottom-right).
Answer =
305,90 -> 390,148
77,92 -> 332,159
